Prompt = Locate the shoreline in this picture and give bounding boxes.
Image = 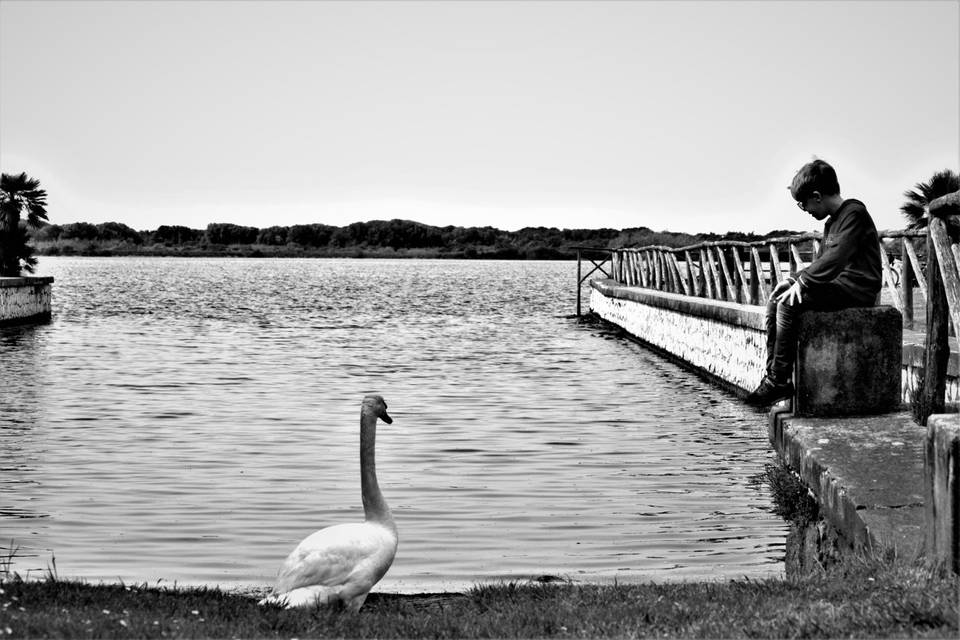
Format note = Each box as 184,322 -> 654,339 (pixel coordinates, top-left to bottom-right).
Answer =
4,561 -> 956,638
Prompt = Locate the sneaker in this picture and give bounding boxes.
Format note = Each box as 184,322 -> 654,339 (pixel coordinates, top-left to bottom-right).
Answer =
745,376 -> 794,406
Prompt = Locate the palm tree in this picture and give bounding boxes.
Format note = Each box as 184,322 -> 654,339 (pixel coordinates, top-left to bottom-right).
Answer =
0,172 -> 49,276
900,169 -> 960,230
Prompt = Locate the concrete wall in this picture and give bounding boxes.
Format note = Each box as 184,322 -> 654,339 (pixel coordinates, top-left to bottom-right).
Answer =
0,276 -> 54,326
925,413 -> 960,573
589,279 -> 766,395
591,278 -> 959,405
903,342 -> 960,406
770,407 -> 927,575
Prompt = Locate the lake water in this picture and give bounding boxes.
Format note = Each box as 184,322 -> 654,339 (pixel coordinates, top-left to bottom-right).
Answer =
1,257 -> 786,593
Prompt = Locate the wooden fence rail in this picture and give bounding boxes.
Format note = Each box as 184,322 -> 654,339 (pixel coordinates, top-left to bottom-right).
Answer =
609,230 -> 935,327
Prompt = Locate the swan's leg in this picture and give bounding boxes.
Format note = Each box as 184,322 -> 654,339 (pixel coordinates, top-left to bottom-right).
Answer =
343,592 -> 368,613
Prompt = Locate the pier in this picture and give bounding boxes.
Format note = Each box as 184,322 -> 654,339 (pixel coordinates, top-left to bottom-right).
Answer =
584,191 -> 960,573
0,276 -> 54,326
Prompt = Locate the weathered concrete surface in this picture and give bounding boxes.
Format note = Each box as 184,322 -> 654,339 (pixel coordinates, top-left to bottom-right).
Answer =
769,409 -> 926,560
925,413 -> 960,572
591,279 -> 765,329
795,307 -> 903,416
588,282 -> 766,394
590,280 -> 959,405
0,276 -> 54,326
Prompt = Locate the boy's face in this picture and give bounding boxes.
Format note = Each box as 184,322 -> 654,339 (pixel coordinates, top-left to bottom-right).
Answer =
796,191 -> 830,221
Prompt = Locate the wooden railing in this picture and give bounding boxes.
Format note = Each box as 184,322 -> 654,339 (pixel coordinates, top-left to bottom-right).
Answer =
609,230 -> 934,325
581,193 -> 960,421
612,233 -> 822,306
595,193 -> 960,421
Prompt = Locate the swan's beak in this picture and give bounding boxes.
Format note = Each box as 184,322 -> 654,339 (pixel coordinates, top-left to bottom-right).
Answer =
380,411 -> 393,424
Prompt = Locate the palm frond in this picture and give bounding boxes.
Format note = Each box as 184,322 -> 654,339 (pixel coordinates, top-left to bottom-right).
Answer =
0,172 -> 41,195
899,169 -> 960,229
0,172 -> 48,275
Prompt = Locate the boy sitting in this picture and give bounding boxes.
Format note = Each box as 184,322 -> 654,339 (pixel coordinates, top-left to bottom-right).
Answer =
746,158 -> 882,406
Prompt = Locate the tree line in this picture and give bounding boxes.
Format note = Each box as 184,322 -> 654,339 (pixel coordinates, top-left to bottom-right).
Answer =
25,218 -> 797,260
5,168 -> 955,274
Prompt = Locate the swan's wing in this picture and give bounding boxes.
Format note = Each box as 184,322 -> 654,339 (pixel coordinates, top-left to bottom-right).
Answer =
273,523 -> 396,595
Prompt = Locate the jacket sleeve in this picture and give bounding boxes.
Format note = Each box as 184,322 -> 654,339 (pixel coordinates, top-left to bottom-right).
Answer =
797,208 -> 870,288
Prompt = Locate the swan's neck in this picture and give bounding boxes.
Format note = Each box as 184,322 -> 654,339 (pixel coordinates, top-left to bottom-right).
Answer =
360,411 -> 394,529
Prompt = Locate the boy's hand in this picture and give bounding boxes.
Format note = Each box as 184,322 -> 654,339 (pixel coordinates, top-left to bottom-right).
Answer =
776,279 -> 803,305
771,280 -> 793,298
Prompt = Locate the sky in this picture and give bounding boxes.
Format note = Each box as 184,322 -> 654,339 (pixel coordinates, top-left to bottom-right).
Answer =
1,0 -> 958,235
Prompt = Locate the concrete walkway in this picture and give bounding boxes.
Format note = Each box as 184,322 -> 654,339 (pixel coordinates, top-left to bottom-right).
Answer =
769,406 -> 929,559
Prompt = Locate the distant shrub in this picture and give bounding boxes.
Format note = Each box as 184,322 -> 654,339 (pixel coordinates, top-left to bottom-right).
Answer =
32,223 -> 62,241
60,222 -> 99,241
257,226 -> 289,246
205,223 -> 258,245
152,225 -> 202,245
96,221 -> 143,244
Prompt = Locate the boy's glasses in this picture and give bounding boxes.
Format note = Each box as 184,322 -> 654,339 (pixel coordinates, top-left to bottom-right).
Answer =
796,200 -> 807,211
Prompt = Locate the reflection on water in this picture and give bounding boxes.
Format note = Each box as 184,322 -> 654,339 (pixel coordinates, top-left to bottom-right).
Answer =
0,257 -> 785,592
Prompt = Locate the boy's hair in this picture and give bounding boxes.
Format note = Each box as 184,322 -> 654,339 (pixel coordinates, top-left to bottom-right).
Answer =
789,158 -> 841,202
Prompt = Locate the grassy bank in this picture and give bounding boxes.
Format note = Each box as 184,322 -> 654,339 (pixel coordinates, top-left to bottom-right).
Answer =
2,558 -> 957,639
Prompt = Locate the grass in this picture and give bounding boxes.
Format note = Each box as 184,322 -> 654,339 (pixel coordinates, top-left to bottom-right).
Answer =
3,465 -> 957,638
758,462 -> 820,530
1,557 -> 957,638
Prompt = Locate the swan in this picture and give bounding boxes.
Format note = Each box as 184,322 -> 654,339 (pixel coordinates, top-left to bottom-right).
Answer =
259,394 -> 398,612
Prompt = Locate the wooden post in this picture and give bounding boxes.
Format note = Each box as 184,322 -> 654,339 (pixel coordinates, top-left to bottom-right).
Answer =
716,246 -> 737,302
671,253 -> 690,296
750,246 -> 769,304
919,192 -> 960,423
902,237 -> 914,329
704,248 -> 722,300
653,250 -> 663,291
732,246 -> 751,303
769,244 -> 784,285
576,249 -> 582,316
879,240 -> 904,314
685,250 -> 698,297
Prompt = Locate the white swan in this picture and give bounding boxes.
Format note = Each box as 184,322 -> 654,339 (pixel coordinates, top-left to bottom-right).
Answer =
259,395 -> 398,612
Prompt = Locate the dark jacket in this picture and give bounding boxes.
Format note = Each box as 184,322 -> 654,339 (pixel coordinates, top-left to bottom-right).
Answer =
797,199 -> 881,302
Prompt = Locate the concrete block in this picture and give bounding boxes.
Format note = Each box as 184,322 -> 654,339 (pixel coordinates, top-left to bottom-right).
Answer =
925,413 -> 960,573
795,306 -> 902,417
0,276 -> 53,326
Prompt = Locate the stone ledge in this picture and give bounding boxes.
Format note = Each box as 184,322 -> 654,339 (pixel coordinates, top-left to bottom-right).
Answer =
924,413 -> 960,572
590,279 -> 766,330
769,409 -> 926,557
0,276 -> 54,287
0,276 -> 54,326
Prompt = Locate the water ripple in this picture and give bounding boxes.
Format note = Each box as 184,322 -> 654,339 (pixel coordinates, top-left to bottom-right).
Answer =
0,257 -> 786,591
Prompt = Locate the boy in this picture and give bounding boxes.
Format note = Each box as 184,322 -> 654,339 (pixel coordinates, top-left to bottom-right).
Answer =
746,158 -> 882,406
